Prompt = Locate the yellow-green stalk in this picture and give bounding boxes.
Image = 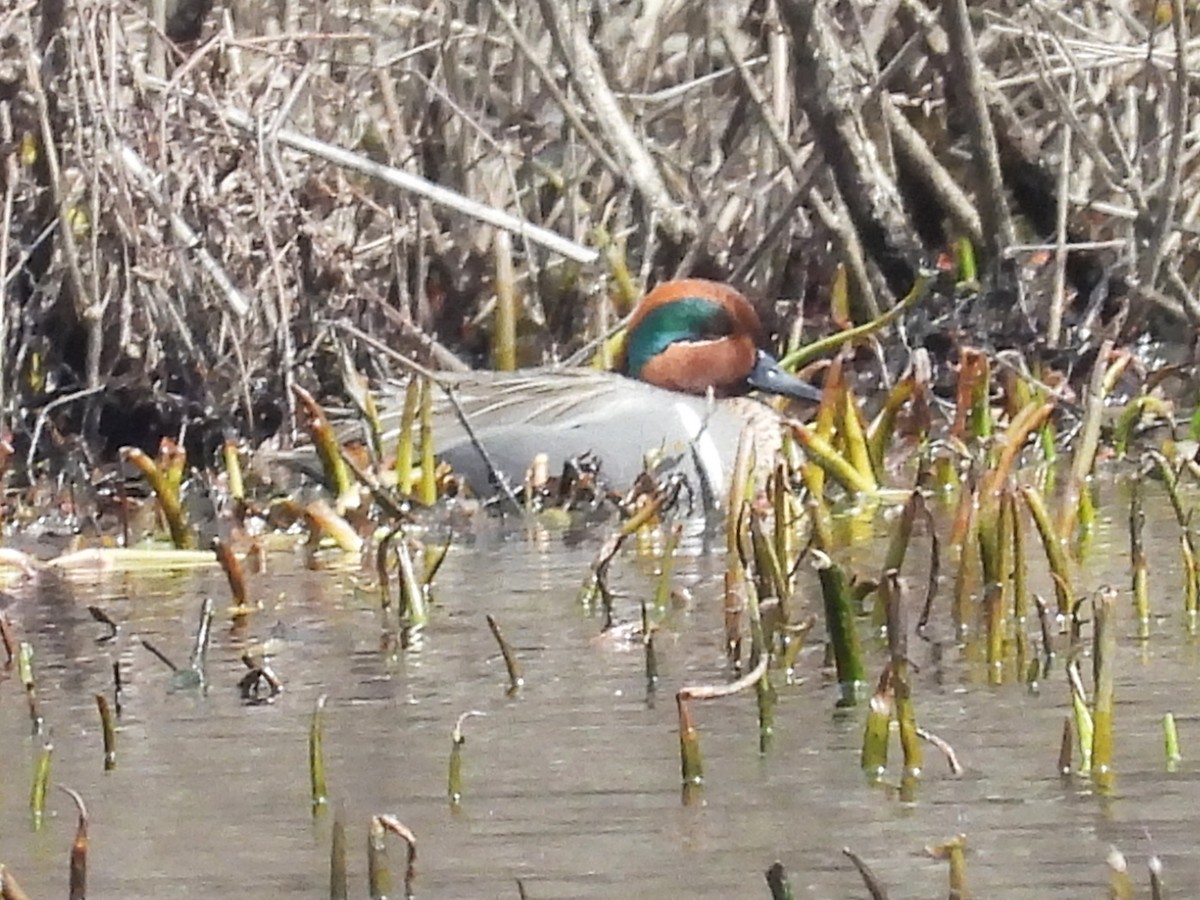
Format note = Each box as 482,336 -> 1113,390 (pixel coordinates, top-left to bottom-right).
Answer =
1055,341 -> 1113,543
1010,489 -> 1029,668
309,694 -> 328,813
1091,586 -> 1117,793
330,804 -> 347,900
1130,476 -> 1149,639
816,551 -> 866,706
394,378 -> 422,496
30,739 -> 51,830
491,230 -> 518,371
292,385 -> 357,514
367,815 -> 392,900
396,538 -> 427,630
62,785 -> 87,900
222,439 -> 244,503
95,694 -> 115,771
418,377 -> 437,506
448,711 -> 482,808
120,446 -> 193,549
882,571 -> 922,776
866,377 -> 917,470
861,666 -> 892,779
1163,713 -> 1181,772
677,693 -> 703,786
838,386 -> 879,490
1020,486 -> 1074,616
983,582 -> 1004,682
790,421 -> 877,496
486,614 -> 524,694
779,271 -> 929,371
653,523 -> 682,611
1067,660 -> 1093,775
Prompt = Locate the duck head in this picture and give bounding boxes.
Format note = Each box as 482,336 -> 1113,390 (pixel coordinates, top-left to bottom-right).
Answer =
618,279 -> 822,403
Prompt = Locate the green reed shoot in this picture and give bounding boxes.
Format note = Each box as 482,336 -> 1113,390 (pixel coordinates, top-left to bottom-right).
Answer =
310,694 -> 329,813
485,614 -> 524,694
883,489 -> 922,575
765,861 -> 795,900
222,439 -> 244,504
1058,717 -> 1073,775
1057,342 -> 1119,543
1108,848 -> 1134,900
1066,660 -> 1093,775
394,378 -> 422,496
18,642 -> 42,734
304,500 -> 364,555
342,361 -> 383,461
120,445 -> 193,548
861,665 -> 892,779
594,227 -> 637,315
952,347 -> 992,445
418,377 -> 437,506
212,537 -> 249,613
367,815 -> 391,900
838,384 -> 879,490
815,551 -> 866,706
790,421 -> 877,496
376,815 -> 417,900
950,472 -> 978,636
749,511 -> 789,620
779,270 -> 929,372
882,571 -> 921,776
675,653 -> 770,791
983,583 -> 1004,681
770,461 -> 798,587
866,376 -> 919,471
293,385 -> 357,514
733,506 -> 774,752
843,847 -> 892,899
492,230 -> 518,371
1009,489 -> 1029,667
1092,587 -> 1117,793
62,786 -> 87,900
1184,535 -> 1199,633
448,711 -> 484,808
0,614 -> 15,665
642,601 -> 658,691
30,739 -> 51,830
330,803 -> 347,900
1130,476 -> 1150,639
95,694 -> 115,771
928,834 -> 969,899
653,523 -> 682,611
677,692 -> 703,787
1020,485 -> 1074,616
395,538 -> 427,631
1163,713 -> 1181,772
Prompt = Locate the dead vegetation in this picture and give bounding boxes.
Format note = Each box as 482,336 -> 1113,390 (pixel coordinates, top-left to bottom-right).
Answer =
1,0 -> 1198,473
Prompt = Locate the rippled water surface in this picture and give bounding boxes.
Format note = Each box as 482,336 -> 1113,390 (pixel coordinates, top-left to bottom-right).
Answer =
2,492 -> 1199,897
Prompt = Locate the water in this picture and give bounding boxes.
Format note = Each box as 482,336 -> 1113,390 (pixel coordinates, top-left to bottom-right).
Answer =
1,498 -> 1197,898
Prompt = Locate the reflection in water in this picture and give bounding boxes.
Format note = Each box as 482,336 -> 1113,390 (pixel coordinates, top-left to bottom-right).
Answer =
0,505 -> 1197,898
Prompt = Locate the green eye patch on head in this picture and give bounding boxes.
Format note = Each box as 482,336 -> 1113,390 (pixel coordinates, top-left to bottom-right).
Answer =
623,297 -> 735,379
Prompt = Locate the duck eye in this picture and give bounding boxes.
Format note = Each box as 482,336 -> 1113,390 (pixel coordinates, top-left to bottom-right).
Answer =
693,308 -> 735,341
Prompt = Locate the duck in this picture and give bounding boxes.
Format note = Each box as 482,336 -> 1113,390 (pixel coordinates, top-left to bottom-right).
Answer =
370,278 -> 821,511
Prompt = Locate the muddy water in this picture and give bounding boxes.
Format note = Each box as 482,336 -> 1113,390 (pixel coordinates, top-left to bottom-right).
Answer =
1,494 -> 1199,898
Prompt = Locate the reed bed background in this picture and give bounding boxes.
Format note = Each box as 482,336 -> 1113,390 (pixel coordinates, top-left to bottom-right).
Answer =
1,0 -> 1198,470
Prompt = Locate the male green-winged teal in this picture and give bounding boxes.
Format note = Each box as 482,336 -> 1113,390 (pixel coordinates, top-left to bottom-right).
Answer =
374,278 -> 820,510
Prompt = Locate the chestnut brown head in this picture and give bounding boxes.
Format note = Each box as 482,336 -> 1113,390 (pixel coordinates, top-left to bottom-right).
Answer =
619,279 -> 821,402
